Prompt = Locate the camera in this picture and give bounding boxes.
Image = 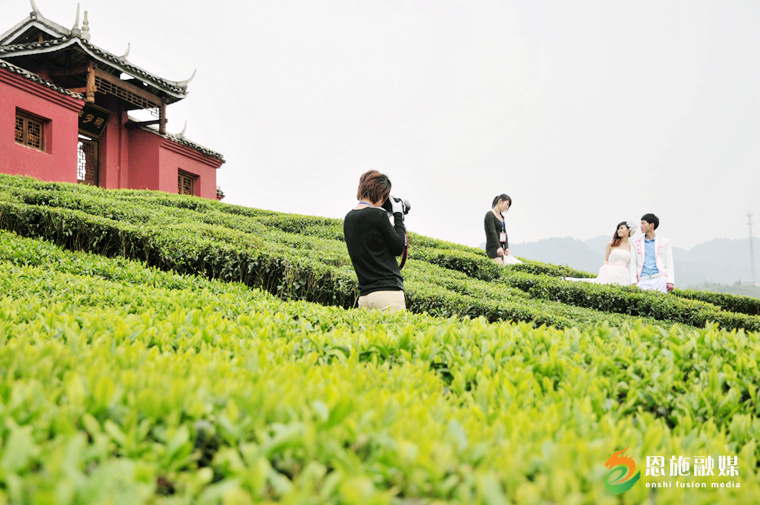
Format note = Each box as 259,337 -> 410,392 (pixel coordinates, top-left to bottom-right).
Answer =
382,195 -> 411,219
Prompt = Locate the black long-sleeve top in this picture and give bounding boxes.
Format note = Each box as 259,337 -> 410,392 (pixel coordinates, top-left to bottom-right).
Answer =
484,210 -> 508,259
344,207 -> 406,296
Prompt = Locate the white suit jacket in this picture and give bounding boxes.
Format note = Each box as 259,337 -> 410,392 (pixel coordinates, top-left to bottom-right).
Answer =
629,235 -> 675,286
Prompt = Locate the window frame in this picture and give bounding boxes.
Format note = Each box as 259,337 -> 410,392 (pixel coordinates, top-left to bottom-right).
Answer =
15,110 -> 47,152
178,170 -> 197,196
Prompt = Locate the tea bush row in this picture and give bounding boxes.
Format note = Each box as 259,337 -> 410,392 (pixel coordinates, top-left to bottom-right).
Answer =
1,234 -> 760,503
498,268 -> 760,331
0,180 -> 634,329
505,250 -> 760,318
2,174 -> 758,331
2,231 -> 759,432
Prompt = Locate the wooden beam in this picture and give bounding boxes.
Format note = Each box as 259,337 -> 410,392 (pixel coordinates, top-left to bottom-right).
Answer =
49,65 -> 89,78
86,61 -> 96,103
159,97 -> 167,135
92,67 -> 161,108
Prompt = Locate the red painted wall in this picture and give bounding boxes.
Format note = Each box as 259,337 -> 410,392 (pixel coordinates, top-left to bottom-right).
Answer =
159,140 -> 221,200
97,95 -> 129,190
2,68 -> 222,200
0,68 -> 84,183
127,128 -> 161,191
128,128 -> 221,199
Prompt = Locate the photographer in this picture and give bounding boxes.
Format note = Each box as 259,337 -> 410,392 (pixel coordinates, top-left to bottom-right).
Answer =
343,170 -> 408,313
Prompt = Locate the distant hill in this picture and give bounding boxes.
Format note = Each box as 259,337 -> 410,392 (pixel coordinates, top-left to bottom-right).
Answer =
478,237 -> 604,274
698,282 -> 760,298
509,236 -> 760,289
507,237 -> 604,275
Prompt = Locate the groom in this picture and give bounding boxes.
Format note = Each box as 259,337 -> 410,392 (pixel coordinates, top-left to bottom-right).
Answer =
629,213 -> 675,293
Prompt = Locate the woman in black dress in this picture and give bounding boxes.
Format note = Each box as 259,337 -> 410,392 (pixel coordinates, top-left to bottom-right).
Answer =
484,194 -> 520,265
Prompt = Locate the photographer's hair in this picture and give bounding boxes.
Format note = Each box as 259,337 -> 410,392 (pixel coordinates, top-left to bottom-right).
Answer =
492,194 -> 512,209
357,170 -> 392,204
641,213 -> 659,230
611,221 -> 629,248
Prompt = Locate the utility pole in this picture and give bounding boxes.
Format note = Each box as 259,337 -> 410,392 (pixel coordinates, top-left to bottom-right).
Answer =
750,212 -> 757,285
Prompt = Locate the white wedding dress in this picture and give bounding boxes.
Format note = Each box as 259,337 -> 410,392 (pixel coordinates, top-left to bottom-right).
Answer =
566,247 -> 631,286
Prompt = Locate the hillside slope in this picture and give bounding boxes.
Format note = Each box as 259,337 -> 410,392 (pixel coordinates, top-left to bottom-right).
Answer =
1,228 -> 759,503
1,174 -> 759,331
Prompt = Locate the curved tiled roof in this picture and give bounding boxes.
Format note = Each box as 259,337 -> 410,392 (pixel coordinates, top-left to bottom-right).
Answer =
166,132 -> 226,163
2,10 -> 223,165
136,125 -> 225,163
0,12 -> 71,44
0,58 -> 83,99
0,36 -> 189,99
81,38 -> 189,97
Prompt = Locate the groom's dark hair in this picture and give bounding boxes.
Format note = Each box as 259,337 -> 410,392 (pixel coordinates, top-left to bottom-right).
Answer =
641,213 -> 659,230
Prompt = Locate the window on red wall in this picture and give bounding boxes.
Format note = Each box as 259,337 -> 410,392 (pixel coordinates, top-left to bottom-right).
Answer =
178,170 -> 196,196
15,110 -> 47,151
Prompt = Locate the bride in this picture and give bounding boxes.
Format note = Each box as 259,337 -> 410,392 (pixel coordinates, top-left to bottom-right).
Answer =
566,221 -> 633,286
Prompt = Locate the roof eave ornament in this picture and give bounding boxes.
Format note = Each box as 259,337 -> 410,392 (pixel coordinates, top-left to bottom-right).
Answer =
81,10 -> 91,41
71,4 -> 81,37
179,120 -> 187,138
30,0 -> 41,18
174,69 -> 196,88
119,43 -> 131,61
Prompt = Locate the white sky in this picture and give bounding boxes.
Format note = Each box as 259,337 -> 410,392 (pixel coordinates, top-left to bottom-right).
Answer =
4,0 -> 760,250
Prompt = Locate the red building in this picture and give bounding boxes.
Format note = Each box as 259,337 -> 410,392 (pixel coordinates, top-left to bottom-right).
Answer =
0,2 -> 224,199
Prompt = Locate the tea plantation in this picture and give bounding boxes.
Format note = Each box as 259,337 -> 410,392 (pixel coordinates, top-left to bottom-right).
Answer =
0,173 -> 759,504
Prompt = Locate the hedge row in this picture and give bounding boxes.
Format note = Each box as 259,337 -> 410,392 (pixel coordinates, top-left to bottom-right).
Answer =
408,247 -> 502,281
508,259 -> 596,279
0,176 -> 648,330
0,197 -> 558,329
675,288 -> 760,316
494,236 -> 760,318
3,229 -> 760,429
504,246 -> 760,318
0,200 -> 358,305
0,192 -> 637,331
1,233 -> 759,503
498,267 -> 760,332
2,174 -> 758,331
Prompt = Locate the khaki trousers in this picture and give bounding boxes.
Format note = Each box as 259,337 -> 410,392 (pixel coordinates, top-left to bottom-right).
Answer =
358,290 -> 406,313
